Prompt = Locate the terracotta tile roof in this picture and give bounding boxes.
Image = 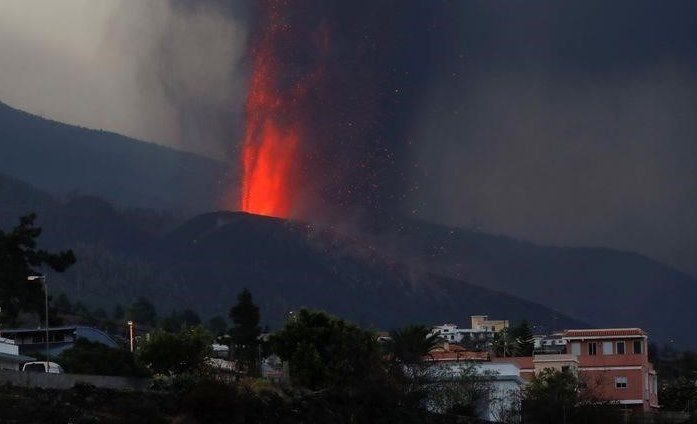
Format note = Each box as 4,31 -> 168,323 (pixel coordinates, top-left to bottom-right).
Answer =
425,343 -> 489,362
561,328 -> 646,338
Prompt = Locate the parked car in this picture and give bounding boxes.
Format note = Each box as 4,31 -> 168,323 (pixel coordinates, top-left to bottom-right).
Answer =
22,361 -> 64,373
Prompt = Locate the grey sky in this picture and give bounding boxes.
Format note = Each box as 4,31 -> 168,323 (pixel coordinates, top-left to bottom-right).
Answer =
0,0 -> 246,158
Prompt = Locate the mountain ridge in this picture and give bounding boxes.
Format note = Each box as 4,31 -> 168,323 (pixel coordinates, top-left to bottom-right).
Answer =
0,100 -> 228,214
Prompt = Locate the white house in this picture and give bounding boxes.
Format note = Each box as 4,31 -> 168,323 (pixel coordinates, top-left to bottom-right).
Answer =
0,336 -> 34,371
427,360 -> 522,422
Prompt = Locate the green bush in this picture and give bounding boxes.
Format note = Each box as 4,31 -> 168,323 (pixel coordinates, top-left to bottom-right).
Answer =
58,338 -> 150,377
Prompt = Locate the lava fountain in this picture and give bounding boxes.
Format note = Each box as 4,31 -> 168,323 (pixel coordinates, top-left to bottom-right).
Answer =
239,3 -> 302,218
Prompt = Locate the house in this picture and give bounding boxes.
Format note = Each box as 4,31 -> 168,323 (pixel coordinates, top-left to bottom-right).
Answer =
0,326 -> 119,357
0,336 -> 35,370
561,328 -> 658,411
423,343 -> 522,422
430,315 -> 509,349
494,327 -> 659,411
533,332 -> 567,354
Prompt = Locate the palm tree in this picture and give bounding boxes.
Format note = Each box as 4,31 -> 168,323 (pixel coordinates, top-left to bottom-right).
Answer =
388,324 -> 441,364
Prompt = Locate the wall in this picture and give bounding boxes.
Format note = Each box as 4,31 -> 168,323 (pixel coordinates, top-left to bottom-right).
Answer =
0,370 -> 151,391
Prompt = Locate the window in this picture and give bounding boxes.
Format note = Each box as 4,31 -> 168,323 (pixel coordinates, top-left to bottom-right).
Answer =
602,341 -> 613,355
31,335 -> 44,343
588,342 -> 597,356
615,376 -> 628,389
616,341 -> 625,354
570,342 -> 581,356
633,341 -> 642,354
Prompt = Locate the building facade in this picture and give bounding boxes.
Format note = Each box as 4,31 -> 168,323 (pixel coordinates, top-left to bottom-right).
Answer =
561,328 -> 658,410
431,315 -> 509,350
495,328 -> 659,411
0,326 -> 119,357
0,336 -> 34,370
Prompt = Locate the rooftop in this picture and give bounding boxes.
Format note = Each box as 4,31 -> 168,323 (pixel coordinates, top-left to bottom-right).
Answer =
561,328 -> 646,339
425,343 -> 489,362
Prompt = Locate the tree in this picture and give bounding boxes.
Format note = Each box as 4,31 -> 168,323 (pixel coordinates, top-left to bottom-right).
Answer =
510,319 -> 534,356
427,363 -> 495,418
269,309 -> 385,390
206,315 -> 228,336
161,309 -> 201,333
523,368 -> 580,423
137,326 -> 213,376
0,214 -> 75,325
58,339 -> 149,377
128,297 -> 157,326
523,368 -> 617,423
492,330 -> 516,358
228,288 -> 261,375
388,324 -> 440,365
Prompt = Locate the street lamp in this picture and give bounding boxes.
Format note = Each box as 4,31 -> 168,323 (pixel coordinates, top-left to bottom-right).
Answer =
27,275 -> 49,371
127,321 -> 134,352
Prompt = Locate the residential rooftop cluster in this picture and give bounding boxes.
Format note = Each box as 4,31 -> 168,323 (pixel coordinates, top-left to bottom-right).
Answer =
418,315 -> 658,420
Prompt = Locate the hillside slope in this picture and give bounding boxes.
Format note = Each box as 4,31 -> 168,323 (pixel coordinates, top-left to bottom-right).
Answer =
360,219 -> 697,347
2,175 -> 695,347
0,175 -> 582,332
0,101 -> 226,213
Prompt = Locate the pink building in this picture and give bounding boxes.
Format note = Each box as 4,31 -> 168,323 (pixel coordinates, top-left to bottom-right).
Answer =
494,328 -> 659,411
562,328 -> 658,411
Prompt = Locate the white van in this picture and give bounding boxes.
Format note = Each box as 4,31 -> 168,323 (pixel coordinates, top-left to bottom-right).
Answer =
22,361 -> 64,373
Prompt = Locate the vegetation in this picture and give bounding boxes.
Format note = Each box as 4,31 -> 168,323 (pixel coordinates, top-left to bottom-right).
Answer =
228,288 -> 261,376
389,324 -> 441,365
270,309 -> 386,391
57,339 -> 149,377
160,308 -> 201,332
137,326 -> 213,376
0,214 -> 75,325
652,343 -> 697,418
128,296 -> 158,327
522,368 -> 617,424
492,319 -> 534,357
206,315 -> 228,336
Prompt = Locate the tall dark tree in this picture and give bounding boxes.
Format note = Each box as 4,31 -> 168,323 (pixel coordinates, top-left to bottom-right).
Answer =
228,288 -> 261,375
128,297 -> 157,327
511,319 -> 534,357
0,214 -> 75,325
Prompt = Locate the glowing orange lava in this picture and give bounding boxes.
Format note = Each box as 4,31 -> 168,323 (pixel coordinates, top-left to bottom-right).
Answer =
239,6 -> 300,218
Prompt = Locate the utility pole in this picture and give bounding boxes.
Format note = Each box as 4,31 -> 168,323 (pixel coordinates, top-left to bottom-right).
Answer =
27,275 -> 49,371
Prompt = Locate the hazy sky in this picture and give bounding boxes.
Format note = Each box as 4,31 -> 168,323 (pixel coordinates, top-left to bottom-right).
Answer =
0,1 -> 695,276
0,0 -> 247,158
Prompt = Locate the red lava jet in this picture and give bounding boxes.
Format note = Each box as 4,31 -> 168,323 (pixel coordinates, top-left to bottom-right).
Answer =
239,3 -> 302,218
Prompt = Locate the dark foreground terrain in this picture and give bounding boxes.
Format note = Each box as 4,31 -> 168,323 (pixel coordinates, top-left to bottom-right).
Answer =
0,381 -> 482,424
